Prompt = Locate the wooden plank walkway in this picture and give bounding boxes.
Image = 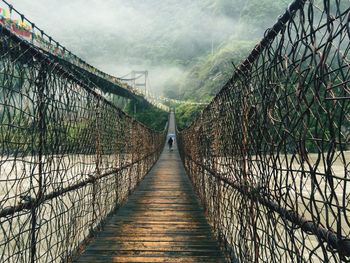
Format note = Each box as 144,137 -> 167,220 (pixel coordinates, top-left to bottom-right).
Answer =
75,113 -> 226,263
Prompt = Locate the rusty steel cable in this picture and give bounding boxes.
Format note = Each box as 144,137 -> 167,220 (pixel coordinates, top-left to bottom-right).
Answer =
178,0 -> 350,262
0,14 -> 166,263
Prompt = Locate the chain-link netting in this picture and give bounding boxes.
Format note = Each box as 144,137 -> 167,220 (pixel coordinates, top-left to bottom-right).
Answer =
178,0 -> 350,262
0,18 -> 166,262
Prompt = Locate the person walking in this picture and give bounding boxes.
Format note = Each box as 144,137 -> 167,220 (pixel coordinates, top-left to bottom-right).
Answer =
168,137 -> 174,150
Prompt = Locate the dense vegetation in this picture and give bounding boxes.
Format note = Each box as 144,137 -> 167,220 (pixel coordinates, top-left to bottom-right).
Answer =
124,100 -> 169,131
175,103 -> 207,130
162,0 -> 291,128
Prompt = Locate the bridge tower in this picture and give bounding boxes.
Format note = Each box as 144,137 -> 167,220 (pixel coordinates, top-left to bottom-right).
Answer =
131,70 -> 148,94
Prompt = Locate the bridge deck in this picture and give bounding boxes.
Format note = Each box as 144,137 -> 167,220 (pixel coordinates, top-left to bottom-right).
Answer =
75,114 -> 225,263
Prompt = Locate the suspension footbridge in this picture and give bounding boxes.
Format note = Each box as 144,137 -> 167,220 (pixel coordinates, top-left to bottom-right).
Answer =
0,0 -> 349,262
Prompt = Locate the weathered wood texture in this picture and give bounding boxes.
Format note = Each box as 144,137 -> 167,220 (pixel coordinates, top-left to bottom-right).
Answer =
75,113 -> 226,262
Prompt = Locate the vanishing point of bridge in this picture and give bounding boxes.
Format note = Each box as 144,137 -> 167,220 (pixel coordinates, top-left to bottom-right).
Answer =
0,0 -> 350,262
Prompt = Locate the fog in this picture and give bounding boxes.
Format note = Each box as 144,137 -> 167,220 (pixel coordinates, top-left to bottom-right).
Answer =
5,0 -> 290,96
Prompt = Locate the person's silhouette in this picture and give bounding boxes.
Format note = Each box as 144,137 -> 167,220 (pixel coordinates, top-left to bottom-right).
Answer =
168,137 -> 174,150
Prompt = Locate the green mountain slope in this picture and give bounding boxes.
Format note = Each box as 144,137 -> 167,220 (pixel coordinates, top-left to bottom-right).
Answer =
160,0 -> 291,101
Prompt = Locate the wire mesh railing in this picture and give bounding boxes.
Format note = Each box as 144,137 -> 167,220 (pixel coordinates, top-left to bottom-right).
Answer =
0,16 -> 166,262
177,0 -> 350,262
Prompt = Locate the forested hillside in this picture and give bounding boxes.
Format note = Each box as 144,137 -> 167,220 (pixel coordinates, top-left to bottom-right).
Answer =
169,0 -> 291,101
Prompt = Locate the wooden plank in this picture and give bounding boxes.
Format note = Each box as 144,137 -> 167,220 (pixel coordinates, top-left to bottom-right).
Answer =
78,250 -> 223,256
77,256 -> 225,263
76,255 -> 226,263
74,115 -> 226,262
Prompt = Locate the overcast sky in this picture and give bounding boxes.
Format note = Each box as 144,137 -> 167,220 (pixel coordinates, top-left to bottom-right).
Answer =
4,1 -> 246,94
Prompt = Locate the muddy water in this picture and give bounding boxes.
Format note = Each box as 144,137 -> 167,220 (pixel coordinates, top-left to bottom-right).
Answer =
0,153 -> 142,262
196,151 -> 350,262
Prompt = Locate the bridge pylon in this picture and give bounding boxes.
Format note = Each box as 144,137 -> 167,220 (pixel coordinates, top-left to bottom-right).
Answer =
131,70 -> 148,94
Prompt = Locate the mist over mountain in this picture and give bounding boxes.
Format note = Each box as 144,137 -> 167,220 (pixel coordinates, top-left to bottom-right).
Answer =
7,0 -> 291,98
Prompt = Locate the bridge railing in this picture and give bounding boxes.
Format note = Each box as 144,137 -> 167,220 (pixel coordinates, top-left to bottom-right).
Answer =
0,20 -> 166,262
178,0 -> 350,262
